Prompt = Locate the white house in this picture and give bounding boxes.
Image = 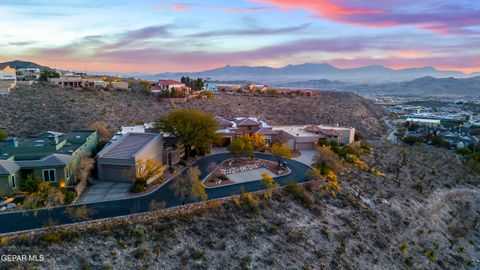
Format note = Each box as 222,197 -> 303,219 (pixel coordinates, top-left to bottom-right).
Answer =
0,64 -> 17,95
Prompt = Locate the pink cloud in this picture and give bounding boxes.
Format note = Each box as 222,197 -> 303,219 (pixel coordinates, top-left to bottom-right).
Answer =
251,0 -> 480,34
209,6 -> 271,13
171,3 -> 192,11
154,3 -> 192,11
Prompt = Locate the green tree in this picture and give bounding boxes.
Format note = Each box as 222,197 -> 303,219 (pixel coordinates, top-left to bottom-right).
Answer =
156,109 -> 220,159
39,70 -> 60,81
171,167 -> 207,205
0,130 -> 7,141
20,175 -> 43,193
271,144 -> 292,167
228,137 -> 245,160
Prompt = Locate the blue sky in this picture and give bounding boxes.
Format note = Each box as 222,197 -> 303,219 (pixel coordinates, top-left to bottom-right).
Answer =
1,0 -> 479,73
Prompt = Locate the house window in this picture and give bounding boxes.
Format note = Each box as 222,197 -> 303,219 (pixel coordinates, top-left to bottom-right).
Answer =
265,136 -> 272,144
66,167 -> 71,180
42,169 -> 56,182
11,175 -> 16,188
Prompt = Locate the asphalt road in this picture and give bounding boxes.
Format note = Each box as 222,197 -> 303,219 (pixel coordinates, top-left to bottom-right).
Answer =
0,153 -> 311,234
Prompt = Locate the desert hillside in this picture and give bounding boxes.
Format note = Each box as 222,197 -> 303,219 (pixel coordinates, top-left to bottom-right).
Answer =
1,143 -> 479,270
0,85 -> 387,138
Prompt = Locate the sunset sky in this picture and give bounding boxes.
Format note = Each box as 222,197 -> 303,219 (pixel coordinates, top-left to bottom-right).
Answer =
1,0 -> 479,73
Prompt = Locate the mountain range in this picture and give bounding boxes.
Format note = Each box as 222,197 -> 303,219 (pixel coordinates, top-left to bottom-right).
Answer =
0,60 -> 51,70
146,63 -> 479,84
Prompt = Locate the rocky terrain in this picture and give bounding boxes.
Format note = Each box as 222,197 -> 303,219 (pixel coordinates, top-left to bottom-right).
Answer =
0,84 -> 387,138
1,142 -> 479,270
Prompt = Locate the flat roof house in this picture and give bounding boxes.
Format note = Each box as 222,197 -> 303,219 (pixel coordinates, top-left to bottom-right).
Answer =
0,130 -> 99,196
97,133 -> 163,182
273,125 -> 356,150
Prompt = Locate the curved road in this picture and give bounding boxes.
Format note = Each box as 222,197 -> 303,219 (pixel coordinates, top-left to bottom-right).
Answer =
0,153 -> 310,234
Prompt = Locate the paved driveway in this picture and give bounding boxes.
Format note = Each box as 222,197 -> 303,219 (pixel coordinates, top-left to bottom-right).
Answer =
293,150 -> 316,166
77,182 -> 130,203
0,153 -> 311,234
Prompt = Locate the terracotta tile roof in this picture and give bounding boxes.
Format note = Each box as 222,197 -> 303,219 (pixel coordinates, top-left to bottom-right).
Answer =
319,128 -> 340,137
256,128 -> 278,135
158,80 -> 183,85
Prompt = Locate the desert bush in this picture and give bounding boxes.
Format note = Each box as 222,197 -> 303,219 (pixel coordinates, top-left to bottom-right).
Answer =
130,179 -> 147,193
62,189 -> 77,204
240,192 -> 260,210
313,146 -> 343,173
285,183 -> 314,208
218,175 -> 229,181
423,249 -> 436,262
128,225 -> 147,239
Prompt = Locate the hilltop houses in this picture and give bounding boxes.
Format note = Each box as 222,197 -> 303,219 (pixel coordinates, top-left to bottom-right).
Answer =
16,68 -> 41,81
215,116 -> 278,146
157,80 -> 191,93
272,125 -> 356,150
0,131 -> 99,196
215,116 -> 356,150
0,64 -> 17,95
50,76 -> 130,91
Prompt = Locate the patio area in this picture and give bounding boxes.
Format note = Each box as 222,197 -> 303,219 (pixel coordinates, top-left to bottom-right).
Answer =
226,168 -> 273,183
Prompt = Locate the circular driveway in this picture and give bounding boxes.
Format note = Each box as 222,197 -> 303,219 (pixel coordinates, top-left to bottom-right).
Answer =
0,153 -> 311,234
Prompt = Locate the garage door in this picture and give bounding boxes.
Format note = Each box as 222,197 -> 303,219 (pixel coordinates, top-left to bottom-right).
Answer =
295,142 -> 315,150
101,165 -> 134,182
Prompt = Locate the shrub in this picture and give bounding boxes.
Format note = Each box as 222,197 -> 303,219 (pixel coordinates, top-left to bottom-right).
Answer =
423,249 -> 436,262
130,179 -> 146,193
20,175 -> 42,193
456,148 -> 472,156
128,225 -> 147,239
400,243 -> 408,254
62,189 -> 77,204
285,183 -> 314,208
42,231 -> 62,244
240,192 -> 260,210
218,175 -> 229,181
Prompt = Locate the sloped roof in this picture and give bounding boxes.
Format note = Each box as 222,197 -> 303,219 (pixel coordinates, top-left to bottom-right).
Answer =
256,127 -> 278,135
98,133 -> 159,160
0,63 -> 11,70
304,125 -> 322,133
16,154 -> 73,168
158,80 -> 183,85
0,160 -> 20,175
319,129 -> 340,137
39,131 -> 65,137
215,116 -> 234,127
236,117 -> 261,126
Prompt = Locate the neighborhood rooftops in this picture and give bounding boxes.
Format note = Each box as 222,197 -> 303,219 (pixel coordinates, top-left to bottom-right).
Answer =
15,154 -> 74,168
158,80 -> 183,85
272,125 -> 352,137
98,133 -> 160,160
